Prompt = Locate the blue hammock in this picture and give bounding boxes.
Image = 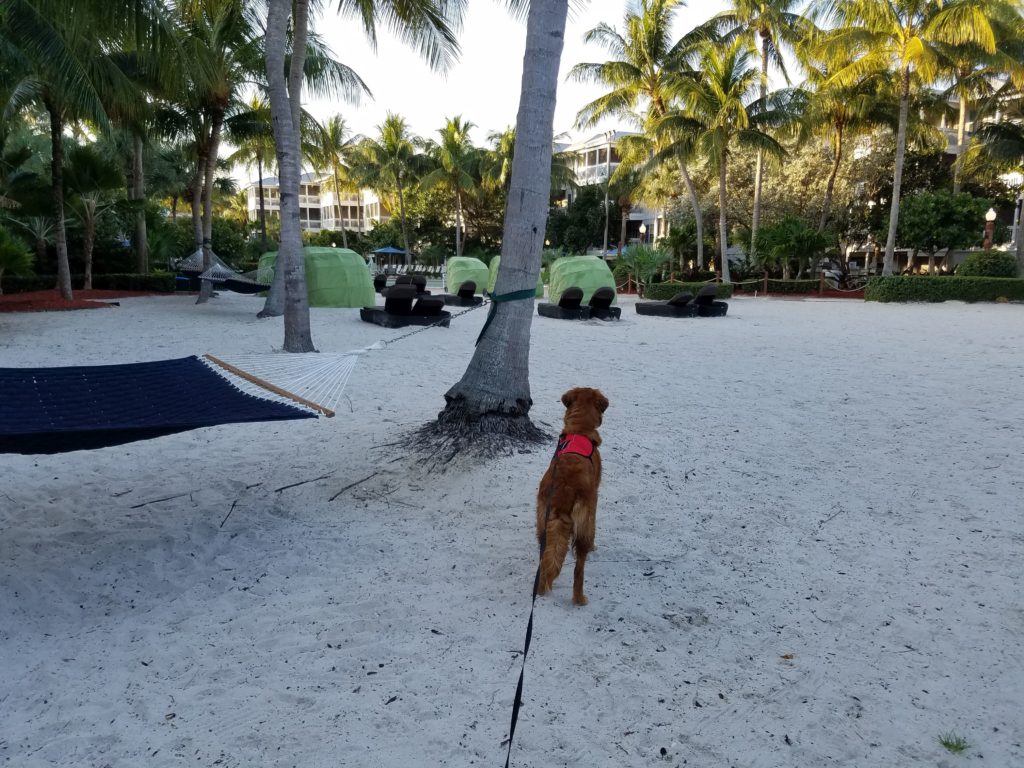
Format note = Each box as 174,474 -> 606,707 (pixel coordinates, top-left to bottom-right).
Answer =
0,356 -> 316,455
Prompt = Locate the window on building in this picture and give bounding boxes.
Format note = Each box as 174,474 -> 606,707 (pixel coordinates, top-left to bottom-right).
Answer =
598,148 -> 607,164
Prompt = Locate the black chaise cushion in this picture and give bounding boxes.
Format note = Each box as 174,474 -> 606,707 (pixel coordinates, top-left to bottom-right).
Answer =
558,287 -> 584,309
690,285 -> 728,316
538,286 -> 590,320
411,274 -> 429,294
668,291 -> 694,307
457,281 -> 476,299
588,286 -> 621,320
383,283 -> 417,314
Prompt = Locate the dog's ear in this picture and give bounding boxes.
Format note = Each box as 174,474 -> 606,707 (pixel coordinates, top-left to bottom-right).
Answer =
561,389 -> 576,408
595,392 -> 609,413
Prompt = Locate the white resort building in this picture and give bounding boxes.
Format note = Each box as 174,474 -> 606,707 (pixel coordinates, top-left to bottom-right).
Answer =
243,173 -> 391,233
556,131 -> 666,246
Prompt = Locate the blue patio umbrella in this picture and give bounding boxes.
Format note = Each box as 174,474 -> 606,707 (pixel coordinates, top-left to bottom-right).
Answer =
372,246 -> 406,255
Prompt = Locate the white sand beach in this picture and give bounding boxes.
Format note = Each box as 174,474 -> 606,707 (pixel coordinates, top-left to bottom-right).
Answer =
2,292 -> 1023,768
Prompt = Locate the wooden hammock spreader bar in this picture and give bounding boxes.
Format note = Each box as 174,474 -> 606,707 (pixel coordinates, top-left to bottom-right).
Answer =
203,354 -> 336,418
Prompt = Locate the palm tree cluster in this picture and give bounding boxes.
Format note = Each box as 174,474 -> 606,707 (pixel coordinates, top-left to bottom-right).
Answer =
0,0 -> 364,302
572,0 -> 1024,279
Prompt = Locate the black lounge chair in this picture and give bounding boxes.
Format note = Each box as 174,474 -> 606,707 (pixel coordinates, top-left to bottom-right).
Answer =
444,280 -> 483,307
588,286 -> 621,320
537,287 -> 591,320
635,290 -> 698,317
360,284 -> 452,328
693,284 -> 728,317
373,273 -> 388,294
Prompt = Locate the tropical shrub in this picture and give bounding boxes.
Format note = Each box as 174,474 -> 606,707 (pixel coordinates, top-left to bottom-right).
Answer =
645,281 -> 733,300
956,250 -> 1017,278
897,191 -> 990,252
752,215 -> 834,278
0,225 -> 34,293
613,245 -> 670,296
865,276 -> 1024,302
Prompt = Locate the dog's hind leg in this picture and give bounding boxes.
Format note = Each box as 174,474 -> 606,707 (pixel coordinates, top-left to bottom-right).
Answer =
571,502 -> 596,606
537,517 -> 571,595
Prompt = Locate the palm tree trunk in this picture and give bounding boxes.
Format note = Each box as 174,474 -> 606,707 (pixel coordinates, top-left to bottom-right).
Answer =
45,97 -> 72,300
196,109 -> 224,304
602,182 -> 610,254
190,161 -> 203,252
718,157 -> 731,283
884,68 -> 912,276
749,33 -> 770,262
455,191 -> 464,258
83,209 -> 95,290
397,175 -> 411,264
171,196 -> 178,223
619,206 -> 629,256
333,168 -> 349,248
264,0 -> 315,351
132,133 -> 148,273
1017,219 -> 1023,277
257,155 -> 268,247
435,0 -> 568,444
819,126 -> 844,232
953,95 -> 968,195
678,157 -> 704,268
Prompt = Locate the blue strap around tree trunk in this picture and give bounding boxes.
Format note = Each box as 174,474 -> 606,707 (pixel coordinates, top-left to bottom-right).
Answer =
476,288 -> 537,346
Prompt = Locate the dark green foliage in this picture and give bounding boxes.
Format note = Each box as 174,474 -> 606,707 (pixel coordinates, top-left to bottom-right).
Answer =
1,272 -> 176,293
92,273 -> 177,291
546,184 -> 619,254
752,215 -> 835,276
956,250 -> 1017,277
644,281 -> 734,300
897,191 -> 990,251
865,275 -> 1024,302
210,217 -> 247,267
0,224 -> 34,283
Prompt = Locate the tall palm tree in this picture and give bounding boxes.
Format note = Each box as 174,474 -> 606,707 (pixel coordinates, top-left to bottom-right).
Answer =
432,0 -> 569,451
356,113 -> 423,262
1,0 -> 153,299
812,0 -> 1005,275
664,37 -> 793,281
178,0 -> 263,304
569,0 -> 708,266
226,95 -> 276,247
796,43 -> 893,230
935,5 -> 1024,193
308,114 -> 362,249
421,115 -> 479,258
481,126 -> 577,195
705,0 -> 810,259
261,0 -> 460,350
63,143 -> 125,289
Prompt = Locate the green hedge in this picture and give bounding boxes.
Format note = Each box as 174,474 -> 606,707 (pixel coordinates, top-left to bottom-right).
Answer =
1,273 -> 177,294
645,281 -> 734,300
865,275 -> 1024,303
956,251 -> 1017,277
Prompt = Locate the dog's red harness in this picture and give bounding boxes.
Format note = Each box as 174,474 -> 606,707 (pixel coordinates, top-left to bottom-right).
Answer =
555,433 -> 594,459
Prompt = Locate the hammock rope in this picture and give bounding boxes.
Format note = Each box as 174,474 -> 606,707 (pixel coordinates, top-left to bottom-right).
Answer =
202,351 -> 366,418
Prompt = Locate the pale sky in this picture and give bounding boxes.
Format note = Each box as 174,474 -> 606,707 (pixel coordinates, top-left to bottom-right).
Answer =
300,0 -> 732,156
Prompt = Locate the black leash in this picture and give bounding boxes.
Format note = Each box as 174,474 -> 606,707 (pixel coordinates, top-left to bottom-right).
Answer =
503,448 -> 560,768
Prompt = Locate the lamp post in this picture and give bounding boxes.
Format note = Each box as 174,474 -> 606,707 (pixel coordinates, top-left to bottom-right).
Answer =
983,207 -> 997,250
639,222 -> 647,245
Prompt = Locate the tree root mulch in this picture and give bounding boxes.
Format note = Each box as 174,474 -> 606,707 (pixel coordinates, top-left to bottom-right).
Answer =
0,290 -> 164,313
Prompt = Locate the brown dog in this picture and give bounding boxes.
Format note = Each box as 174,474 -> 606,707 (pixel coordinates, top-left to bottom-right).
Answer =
536,387 -> 608,605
